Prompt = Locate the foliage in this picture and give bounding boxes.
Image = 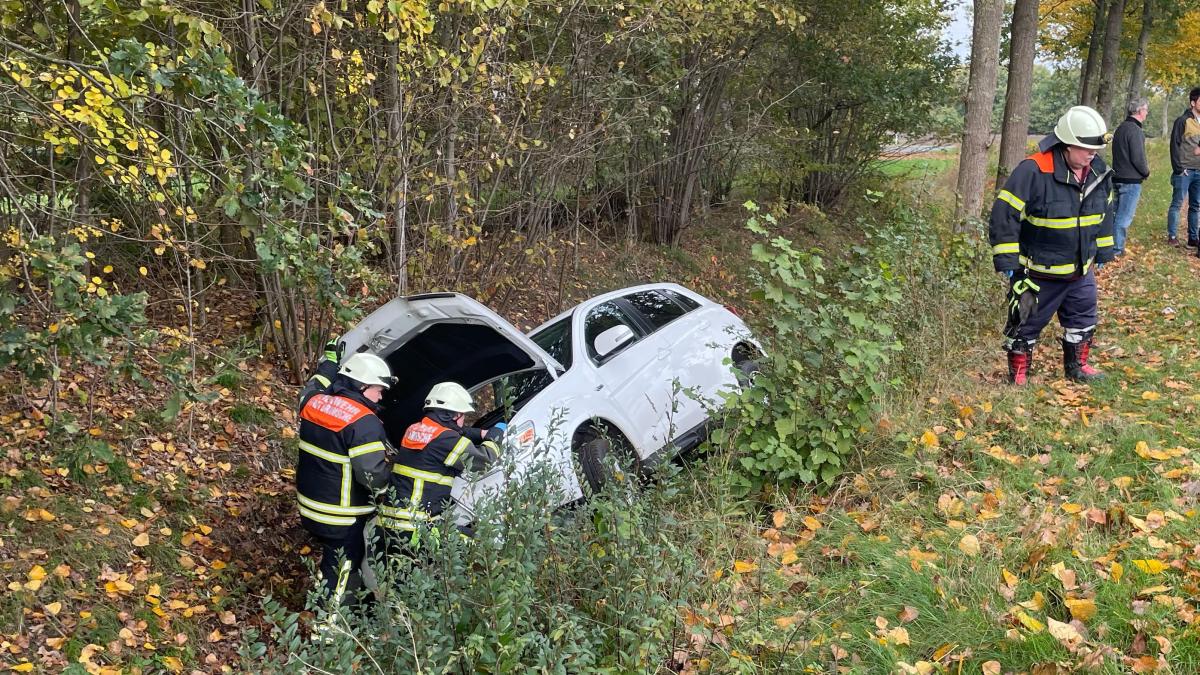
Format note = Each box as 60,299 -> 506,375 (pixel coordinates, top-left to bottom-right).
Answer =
0,231 -> 146,390
246,457 -> 700,671
716,202 -> 901,487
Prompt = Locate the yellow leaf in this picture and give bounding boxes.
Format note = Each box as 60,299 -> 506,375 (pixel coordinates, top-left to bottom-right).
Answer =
780,550 -> 799,566
1047,617 -> 1081,644
162,656 -> 184,673
774,615 -> 796,629
733,560 -> 758,574
1001,568 -> 1018,587
1014,610 -> 1044,632
132,532 -> 150,547
920,430 -> 939,447
11,663 -> 34,672
1133,559 -> 1167,575
1141,391 -> 1161,401
28,565 -> 46,582
802,516 -> 822,531
887,626 -> 911,645
45,601 -> 62,616
1111,561 -> 1124,583
772,510 -> 787,528
931,643 -> 955,661
1060,503 -> 1083,514
982,662 -> 1001,675
1065,597 -> 1097,621
958,534 -> 980,556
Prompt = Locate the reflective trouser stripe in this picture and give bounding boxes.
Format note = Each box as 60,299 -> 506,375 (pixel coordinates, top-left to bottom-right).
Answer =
332,559 -> 351,606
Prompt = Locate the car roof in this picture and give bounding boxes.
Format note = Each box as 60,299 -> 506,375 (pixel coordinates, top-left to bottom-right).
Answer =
526,282 -> 705,335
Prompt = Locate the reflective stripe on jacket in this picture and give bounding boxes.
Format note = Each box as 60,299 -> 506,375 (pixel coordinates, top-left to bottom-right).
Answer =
295,378 -> 391,537
378,409 -> 493,531
989,146 -> 1115,278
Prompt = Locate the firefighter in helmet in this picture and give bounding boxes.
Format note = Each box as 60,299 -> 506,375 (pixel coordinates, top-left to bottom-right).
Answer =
295,352 -> 396,607
377,381 -> 504,548
989,105 -> 1116,385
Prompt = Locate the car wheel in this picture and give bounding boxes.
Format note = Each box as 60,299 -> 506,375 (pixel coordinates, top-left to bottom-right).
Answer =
577,432 -> 640,496
734,359 -> 761,388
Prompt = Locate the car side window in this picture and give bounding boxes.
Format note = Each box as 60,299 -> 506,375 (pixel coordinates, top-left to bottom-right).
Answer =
583,301 -> 642,363
624,290 -> 687,330
663,289 -> 700,312
530,318 -> 573,370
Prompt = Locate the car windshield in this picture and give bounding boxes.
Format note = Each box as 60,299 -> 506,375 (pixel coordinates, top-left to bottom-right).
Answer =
529,317 -> 572,371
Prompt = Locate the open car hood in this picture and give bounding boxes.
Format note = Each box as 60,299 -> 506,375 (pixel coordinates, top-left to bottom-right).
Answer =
339,293 -> 562,440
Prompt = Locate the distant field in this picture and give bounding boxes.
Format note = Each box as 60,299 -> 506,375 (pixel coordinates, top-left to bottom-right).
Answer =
878,151 -> 955,178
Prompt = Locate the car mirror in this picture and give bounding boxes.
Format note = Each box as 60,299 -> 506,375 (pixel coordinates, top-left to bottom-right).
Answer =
593,325 -> 635,359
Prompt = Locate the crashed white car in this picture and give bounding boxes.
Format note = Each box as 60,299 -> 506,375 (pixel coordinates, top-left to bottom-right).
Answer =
338,283 -> 757,517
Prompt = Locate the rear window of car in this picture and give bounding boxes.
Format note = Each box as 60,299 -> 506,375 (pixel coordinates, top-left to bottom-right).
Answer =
530,318 -> 572,370
663,289 -> 700,312
624,289 -> 688,330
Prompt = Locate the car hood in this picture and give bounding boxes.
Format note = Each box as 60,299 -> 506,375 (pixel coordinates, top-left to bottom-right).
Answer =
339,293 -> 562,440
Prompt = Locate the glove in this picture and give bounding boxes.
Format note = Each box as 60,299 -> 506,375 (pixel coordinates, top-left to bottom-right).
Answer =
1001,269 -> 1015,280
488,422 -> 507,440
322,334 -> 342,363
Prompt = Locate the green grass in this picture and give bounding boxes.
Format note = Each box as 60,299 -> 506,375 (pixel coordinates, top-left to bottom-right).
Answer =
878,152 -> 955,179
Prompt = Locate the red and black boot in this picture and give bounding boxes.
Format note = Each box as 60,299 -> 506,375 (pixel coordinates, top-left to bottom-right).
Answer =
1062,338 -> 1105,382
1007,349 -> 1033,385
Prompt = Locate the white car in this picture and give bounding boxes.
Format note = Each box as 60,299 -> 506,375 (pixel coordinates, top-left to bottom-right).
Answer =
338,283 -> 757,517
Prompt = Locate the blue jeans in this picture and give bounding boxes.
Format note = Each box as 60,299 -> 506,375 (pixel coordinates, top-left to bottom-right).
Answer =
1167,170 -> 1200,241
1113,182 -> 1142,254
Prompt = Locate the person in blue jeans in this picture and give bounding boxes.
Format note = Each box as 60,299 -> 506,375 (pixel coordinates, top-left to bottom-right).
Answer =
1166,87 -> 1200,247
1111,98 -> 1150,255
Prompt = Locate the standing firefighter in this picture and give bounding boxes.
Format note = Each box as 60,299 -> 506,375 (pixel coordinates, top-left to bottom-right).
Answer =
989,105 -> 1116,385
295,353 -> 396,607
377,382 -> 503,549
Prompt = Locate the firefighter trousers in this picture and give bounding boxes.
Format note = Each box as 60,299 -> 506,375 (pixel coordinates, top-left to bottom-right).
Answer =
1003,269 -> 1097,352
314,522 -> 368,608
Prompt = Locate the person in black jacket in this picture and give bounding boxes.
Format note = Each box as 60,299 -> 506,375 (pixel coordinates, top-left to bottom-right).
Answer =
1166,87 -> 1200,247
1110,98 -> 1150,256
296,352 -> 396,608
989,106 -> 1115,385
377,381 -> 503,550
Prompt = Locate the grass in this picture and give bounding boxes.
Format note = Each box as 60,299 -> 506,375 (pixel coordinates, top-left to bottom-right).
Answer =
667,139 -> 1200,672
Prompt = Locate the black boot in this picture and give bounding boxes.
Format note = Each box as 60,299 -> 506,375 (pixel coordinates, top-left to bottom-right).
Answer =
1062,338 -> 1104,382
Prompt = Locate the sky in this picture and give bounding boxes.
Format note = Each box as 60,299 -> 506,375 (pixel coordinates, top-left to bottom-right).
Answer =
943,1 -> 974,59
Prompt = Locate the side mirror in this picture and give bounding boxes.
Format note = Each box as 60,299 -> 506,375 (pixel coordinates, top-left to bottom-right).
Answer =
594,324 -> 635,359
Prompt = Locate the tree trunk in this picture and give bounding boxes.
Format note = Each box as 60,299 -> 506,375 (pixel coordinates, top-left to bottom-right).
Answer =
996,0 -> 1040,187
954,0 -> 1004,226
1126,0 -> 1154,104
1079,0 -> 1107,106
1095,0 -> 1126,123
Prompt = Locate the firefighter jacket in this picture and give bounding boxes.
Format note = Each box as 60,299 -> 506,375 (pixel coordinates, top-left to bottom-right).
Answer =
990,142 -> 1115,278
378,408 -> 499,532
295,376 -> 392,539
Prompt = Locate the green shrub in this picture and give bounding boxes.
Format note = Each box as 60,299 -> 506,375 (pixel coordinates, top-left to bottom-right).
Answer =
715,202 -> 901,487
244,455 -> 702,672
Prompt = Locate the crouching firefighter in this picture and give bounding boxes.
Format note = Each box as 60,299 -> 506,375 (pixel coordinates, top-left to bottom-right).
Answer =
377,382 -> 504,551
295,353 -> 397,608
989,105 -> 1116,385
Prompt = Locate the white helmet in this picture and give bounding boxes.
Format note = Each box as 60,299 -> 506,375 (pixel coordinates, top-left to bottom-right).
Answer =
338,353 -> 396,389
424,381 -> 474,413
1054,106 -> 1109,149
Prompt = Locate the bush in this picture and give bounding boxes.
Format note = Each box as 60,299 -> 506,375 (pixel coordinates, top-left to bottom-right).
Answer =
715,202 -> 901,487
244,453 -> 703,672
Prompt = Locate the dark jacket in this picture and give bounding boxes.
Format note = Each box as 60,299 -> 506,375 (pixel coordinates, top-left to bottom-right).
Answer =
295,376 -> 392,539
1171,108 -> 1195,175
1111,117 -> 1150,184
989,141 -> 1116,278
379,409 -> 498,530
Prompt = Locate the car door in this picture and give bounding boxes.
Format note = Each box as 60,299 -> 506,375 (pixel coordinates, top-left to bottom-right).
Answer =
577,299 -> 676,457
619,289 -> 711,443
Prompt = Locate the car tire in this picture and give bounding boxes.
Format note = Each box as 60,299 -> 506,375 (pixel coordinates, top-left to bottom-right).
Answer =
734,359 -> 761,388
577,432 -> 639,496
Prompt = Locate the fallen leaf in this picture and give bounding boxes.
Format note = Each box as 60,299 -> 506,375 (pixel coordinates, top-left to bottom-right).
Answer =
958,534 -> 980,557
772,510 -> 787,528
982,662 -> 1001,675
1047,617 -> 1082,644
888,626 -> 911,646
1111,561 -> 1124,583
1065,597 -> 1097,621
1133,559 -> 1167,575
132,532 -> 150,547
733,560 -> 758,574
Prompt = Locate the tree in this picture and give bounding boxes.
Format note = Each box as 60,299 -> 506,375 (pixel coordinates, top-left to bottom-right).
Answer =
1094,0 -> 1127,122
996,0 -> 1041,187
1079,0 -> 1107,106
955,0 -> 1005,225
1126,0 -> 1155,103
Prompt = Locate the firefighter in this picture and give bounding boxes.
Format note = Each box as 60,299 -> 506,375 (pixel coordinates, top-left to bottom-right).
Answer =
377,382 -> 504,549
989,105 -> 1116,385
295,352 -> 396,608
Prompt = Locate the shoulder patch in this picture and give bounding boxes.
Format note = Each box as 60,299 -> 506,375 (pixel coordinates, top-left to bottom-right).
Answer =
1028,150 -> 1055,174
301,394 -> 372,432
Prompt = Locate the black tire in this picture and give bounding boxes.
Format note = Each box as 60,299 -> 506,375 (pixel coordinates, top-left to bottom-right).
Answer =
576,431 -> 640,495
735,359 -> 761,388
